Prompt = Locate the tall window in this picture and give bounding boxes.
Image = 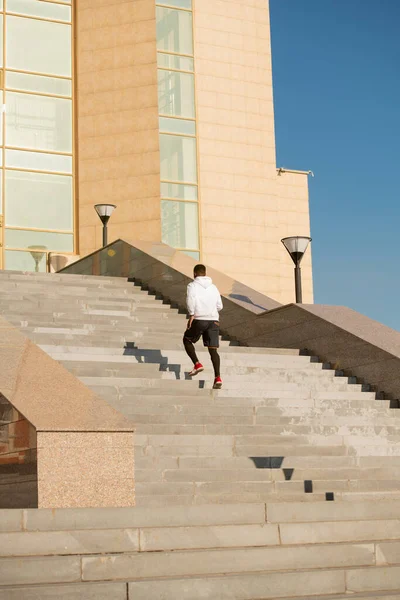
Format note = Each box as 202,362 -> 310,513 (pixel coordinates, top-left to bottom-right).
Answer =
156,0 -> 199,260
0,0 -> 74,272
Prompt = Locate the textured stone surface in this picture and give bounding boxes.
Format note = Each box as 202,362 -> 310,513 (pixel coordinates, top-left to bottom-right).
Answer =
82,544 -> 374,581
346,565 -> 400,593
0,556 -> 80,586
140,523 -> 279,551
0,583 -> 127,600
128,570 -> 345,599
0,529 -> 139,557
23,503 -> 265,531
279,520 -> 400,545
77,0 -> 161,256
0,314 -> 134,509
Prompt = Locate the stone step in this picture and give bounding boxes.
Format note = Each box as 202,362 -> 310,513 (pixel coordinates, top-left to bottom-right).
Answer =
101,401 -> 395,419
154,350 -> 319,364
54,351 -> 324,369
0,582 -> 127,600
135,465 -> 400,484
126,570 -> 400,600
135,432 -> 371,448
135,442 -> 349,458
135,479 -> 400,498
136,455 -> 400,470
134,489 -> 400,506
41,344 -> 304,358
134,492 -> 333,506
0,503 -> 266,533
0,296 -> 166,308
58,367 -> 359,391
5,311 -> 183,324
268,499 -> 400,523
126,409 -> 375,425
77,543 -> 381,582
99,389 -> 387,408
0,289 -> 152,303
80,377 -> 375,400
0,271 -> 131,285
4,519 -> 400,557
61,363 -> 168,378
129,423 -> 400,437
0,540 -> 396,593
38,345 -> 306,360
1,571 -> 399,600
63,369 -> 359,393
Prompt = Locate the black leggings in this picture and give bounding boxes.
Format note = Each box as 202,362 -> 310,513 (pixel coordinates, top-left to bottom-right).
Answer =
183,338 -> 220,378
208,347 -> 220,378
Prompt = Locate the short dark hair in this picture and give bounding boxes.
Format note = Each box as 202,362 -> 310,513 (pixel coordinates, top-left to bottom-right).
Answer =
194,264 -> 206,277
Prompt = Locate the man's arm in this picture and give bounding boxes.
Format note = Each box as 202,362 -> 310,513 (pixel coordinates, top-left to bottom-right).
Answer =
186,284 -> 196,328
216,289 -> 223,312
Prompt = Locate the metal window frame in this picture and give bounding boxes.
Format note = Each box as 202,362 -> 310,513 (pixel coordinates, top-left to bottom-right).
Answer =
0,0 -> 76,269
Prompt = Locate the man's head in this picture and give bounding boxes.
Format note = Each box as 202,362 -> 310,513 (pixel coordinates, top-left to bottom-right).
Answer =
194,264 -> 206,278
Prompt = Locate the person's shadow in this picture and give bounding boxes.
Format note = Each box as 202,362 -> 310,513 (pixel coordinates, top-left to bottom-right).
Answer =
123,342 -> 182,379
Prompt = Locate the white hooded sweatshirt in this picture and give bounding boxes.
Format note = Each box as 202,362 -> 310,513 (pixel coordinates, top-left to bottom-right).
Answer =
186,276 -> 223,321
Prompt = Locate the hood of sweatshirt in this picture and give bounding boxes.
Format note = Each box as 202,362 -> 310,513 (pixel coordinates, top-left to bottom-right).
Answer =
194,276 -> 213,289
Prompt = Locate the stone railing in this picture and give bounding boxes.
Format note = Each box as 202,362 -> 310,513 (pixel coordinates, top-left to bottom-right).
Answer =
0,316 -> 135,509
61,239 -> 400,403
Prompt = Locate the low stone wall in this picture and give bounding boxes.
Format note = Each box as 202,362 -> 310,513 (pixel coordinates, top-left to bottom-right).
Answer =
226,303 -> 400,403
0,316 -> 135,508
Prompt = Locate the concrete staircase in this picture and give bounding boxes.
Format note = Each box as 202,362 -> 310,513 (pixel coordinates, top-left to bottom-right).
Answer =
1,270 -> 400,598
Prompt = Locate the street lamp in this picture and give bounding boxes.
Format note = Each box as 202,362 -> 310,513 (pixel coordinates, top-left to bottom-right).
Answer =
94,204 -> 116,247
281,236 -> 312,304
28,245 -> 47,273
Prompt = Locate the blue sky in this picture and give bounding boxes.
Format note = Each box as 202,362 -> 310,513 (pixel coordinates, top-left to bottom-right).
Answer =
269,0 -> 400,330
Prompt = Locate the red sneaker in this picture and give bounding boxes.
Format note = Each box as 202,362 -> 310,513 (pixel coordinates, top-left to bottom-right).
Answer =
189,362 -> 204,377
213,377 -> 222,389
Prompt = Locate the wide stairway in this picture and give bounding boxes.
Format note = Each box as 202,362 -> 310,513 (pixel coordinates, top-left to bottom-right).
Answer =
1,270 -> 400,599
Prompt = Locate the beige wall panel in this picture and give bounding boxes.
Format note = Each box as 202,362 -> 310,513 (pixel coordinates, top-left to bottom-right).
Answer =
76,0 -> 161,256
194,0 -> 313,304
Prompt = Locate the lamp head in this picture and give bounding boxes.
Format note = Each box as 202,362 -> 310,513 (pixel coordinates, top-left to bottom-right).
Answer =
94,204 -> 116,225
281,236 -> 312,267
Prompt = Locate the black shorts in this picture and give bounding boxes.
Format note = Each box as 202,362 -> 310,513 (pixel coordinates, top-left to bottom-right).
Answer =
184,319 -> 220,348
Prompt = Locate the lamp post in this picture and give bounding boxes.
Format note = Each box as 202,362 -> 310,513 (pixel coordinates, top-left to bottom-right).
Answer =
28,245 -> 47,273
281,236 -> 312,304
94,204 -> 116,247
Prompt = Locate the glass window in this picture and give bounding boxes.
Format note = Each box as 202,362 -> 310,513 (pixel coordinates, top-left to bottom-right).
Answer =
156,7 -> 193,56
0,15 -> 3,66
7,0 -> 71,22
6,72 -> 72,97
6,149 -> 72,174
157,0 -> 192,8
0,1 -> 3,10
0,91 -> 3,145
0,171 -> 3,213
159,117 -> 195,136
161,181 -> 197,200
160,134 -> 197,183
158,70 -> 195,118
6,92 -> 72,153
157,53 -> 194,72
5,229 -> 73,251
183,250 -> 200,260
7,16 -> 71,77
5,170 -> 73,230
161,200 -> 199,249
5,249 -> 47,272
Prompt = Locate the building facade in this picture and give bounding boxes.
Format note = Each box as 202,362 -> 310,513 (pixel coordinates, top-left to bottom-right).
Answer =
0,0 -> 313,304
